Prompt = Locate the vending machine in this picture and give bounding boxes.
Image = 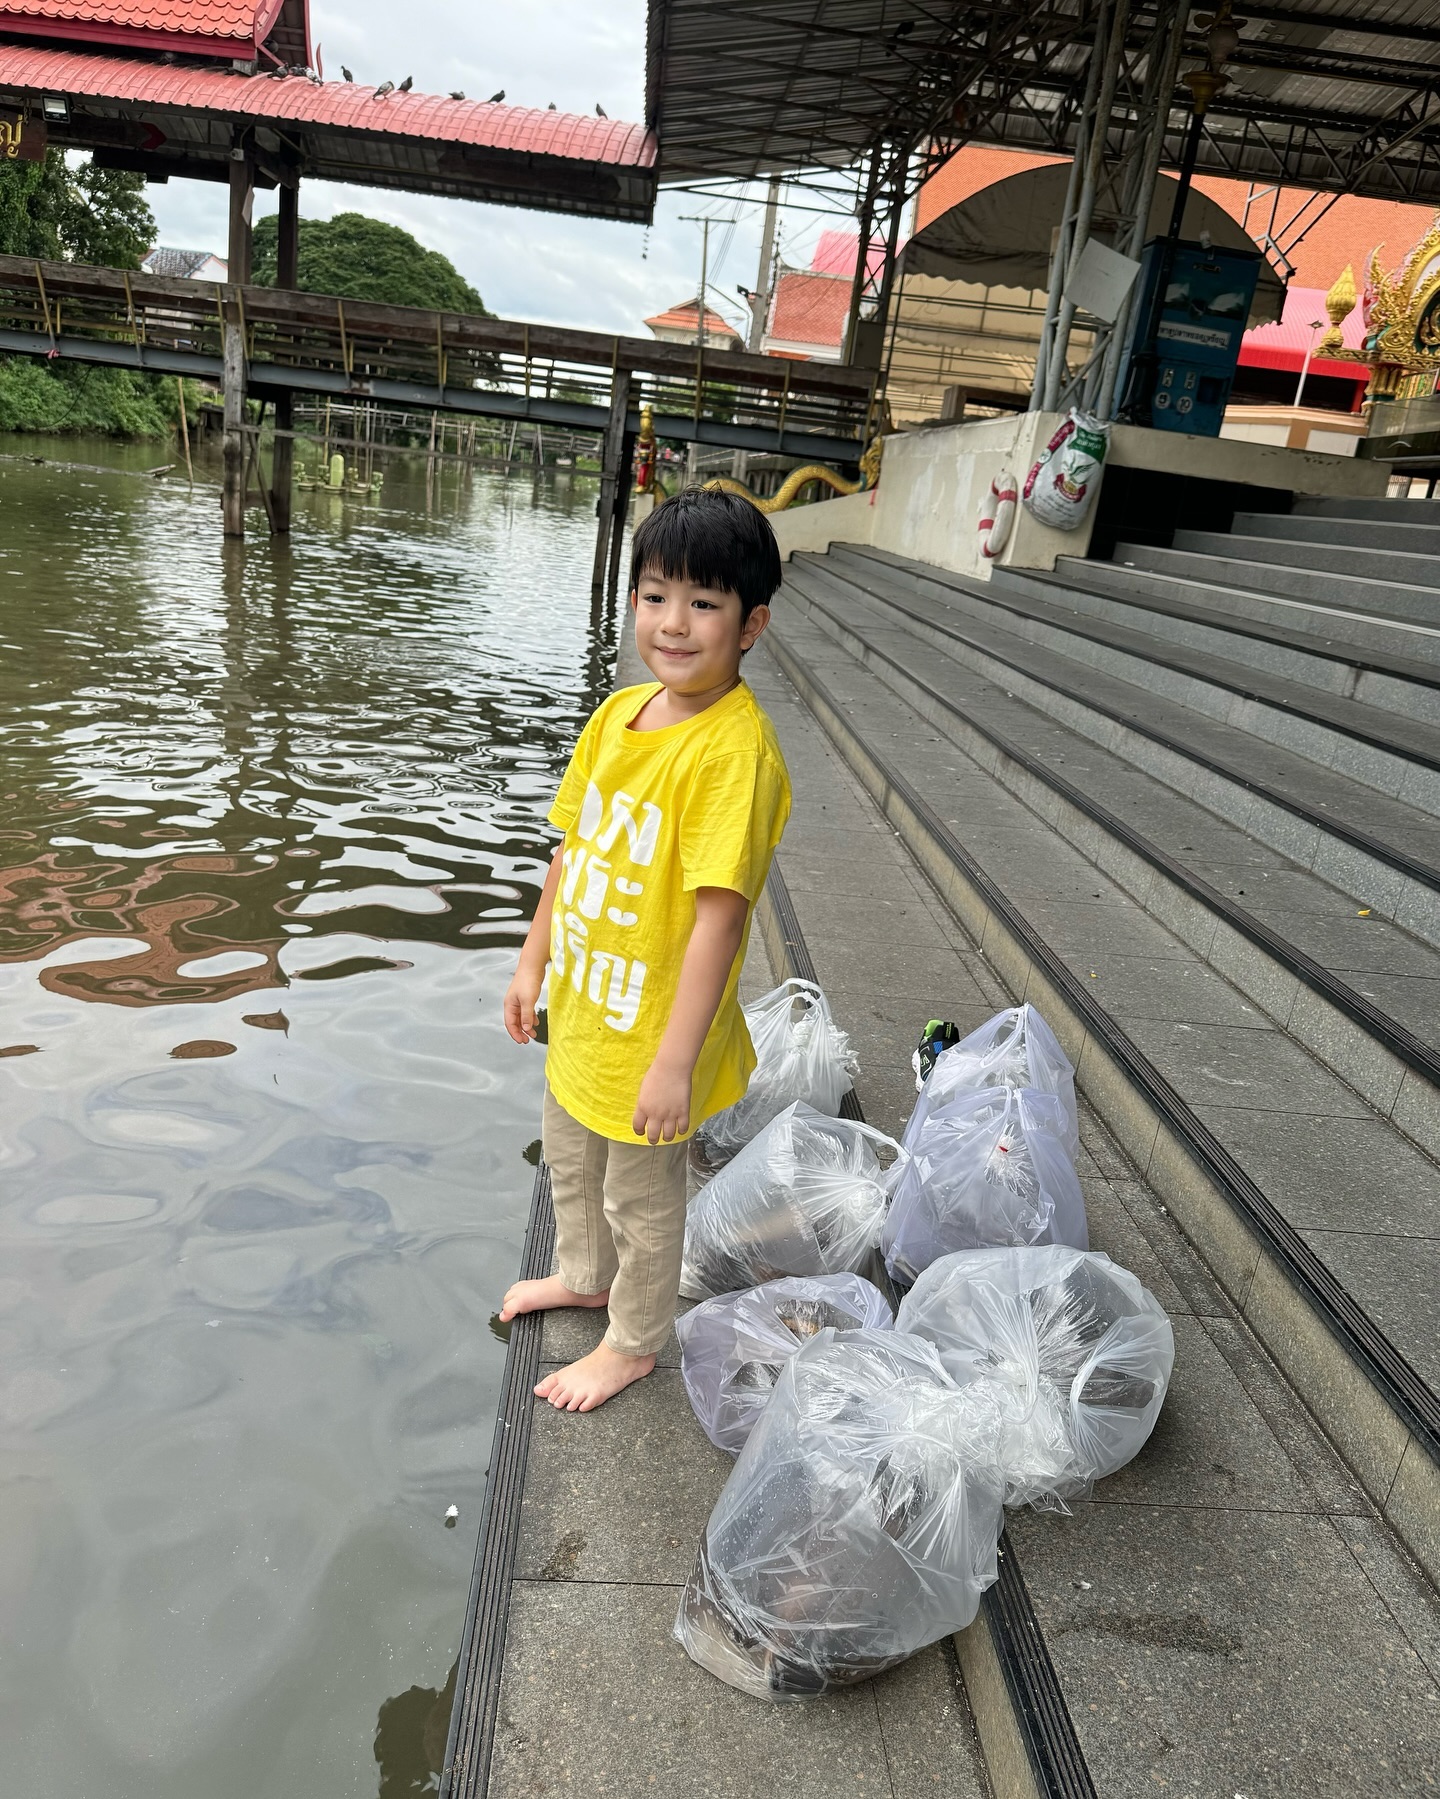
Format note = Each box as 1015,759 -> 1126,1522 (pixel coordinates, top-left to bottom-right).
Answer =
1118,239 -> 1262,436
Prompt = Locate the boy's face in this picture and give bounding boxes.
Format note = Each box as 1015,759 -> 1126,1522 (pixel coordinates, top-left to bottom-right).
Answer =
630,566 -> 769,696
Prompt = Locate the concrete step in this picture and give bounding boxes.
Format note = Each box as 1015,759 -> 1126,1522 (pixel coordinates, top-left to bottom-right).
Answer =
974,558 -> 1440,726
749,636 -> 1440,1799
785,551 -> 1440,1154
1058,553 -> 1440,673
791,550 -> 1440,954
1234,509 -> 1440,558
828,546 -> 1440,788
1297,495 -> 1440,523
1115,539 -> 1440,627
1174,528 -> 1440,593
763,591 -> 1440,1581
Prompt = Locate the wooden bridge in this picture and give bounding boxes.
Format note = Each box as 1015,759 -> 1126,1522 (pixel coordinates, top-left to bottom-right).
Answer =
0,254 -> 878,576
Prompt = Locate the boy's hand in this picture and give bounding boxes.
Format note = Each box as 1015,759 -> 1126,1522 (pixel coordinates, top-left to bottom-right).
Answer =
633,1058 -> 692,1144
503,961 -> 545,1045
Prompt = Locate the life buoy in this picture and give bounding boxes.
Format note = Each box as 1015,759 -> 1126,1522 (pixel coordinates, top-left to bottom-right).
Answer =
978,469 -> 1017,560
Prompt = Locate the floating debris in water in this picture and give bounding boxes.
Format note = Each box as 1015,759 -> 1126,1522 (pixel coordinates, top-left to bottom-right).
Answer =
444,1505 -> 459,1526
0,1044 -> 39,1056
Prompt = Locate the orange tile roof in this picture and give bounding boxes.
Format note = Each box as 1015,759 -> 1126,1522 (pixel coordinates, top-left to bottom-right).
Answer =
767,269 -> 850,348
0,43 -> 655,166
0,0 -> 281,50
643,298 -> 739,337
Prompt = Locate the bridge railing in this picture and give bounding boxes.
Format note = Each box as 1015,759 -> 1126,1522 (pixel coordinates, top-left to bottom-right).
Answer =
0,255 -> 878,455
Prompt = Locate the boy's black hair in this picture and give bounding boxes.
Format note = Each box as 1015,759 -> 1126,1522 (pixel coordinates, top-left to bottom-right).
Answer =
629,486 -> 782,620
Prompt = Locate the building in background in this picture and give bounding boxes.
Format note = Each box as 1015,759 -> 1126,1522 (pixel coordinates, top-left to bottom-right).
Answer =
141,247 -> 229,282
642,298 -> 741,348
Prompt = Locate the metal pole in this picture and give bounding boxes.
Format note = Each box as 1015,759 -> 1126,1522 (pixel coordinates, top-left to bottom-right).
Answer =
749,176 -> 781,352
1095,0 -> 1189,418
1030,10 -> 1104,408
1044,0 -> 1130,411
843,150 -> 883,365
591,368 -> 632,591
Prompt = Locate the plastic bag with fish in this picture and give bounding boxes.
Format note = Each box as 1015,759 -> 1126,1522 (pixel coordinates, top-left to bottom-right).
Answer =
896,1246 -> 1174,1510
918,1004 -> 1078,1155
675,1274 -> 895,1453
882,1085 -> 1087,1284
675,1329 -> 1006,1699
698,980 -> 858,1159
680,1103 -> 900,1301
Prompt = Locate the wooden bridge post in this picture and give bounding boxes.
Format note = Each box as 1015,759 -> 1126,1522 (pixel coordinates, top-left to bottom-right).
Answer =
591,366 -> 631,591
222,301 -> 247,539
269,179 -> 299,534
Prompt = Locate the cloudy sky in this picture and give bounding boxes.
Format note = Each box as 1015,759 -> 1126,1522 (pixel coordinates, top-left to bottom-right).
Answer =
145,0 -> 857,338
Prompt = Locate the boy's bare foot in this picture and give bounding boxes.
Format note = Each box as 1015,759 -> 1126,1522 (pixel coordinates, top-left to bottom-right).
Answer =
498,1275 -> 609,1323
535,1343 -> 656,1412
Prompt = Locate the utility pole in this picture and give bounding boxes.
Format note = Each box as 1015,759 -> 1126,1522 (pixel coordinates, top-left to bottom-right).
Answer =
748,177 -> 781,351
677,213 -> 717,483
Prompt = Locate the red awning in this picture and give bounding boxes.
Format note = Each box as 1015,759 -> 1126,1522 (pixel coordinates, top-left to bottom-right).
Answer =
1238,283 -> 1368,383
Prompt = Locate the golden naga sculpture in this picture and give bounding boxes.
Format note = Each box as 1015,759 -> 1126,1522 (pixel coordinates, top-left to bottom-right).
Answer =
1333,216 -> 1440,408
633,394 -> 888,512
704,424 -> 887,514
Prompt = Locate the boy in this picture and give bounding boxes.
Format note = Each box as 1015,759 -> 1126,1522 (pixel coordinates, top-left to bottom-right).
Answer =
499,488 -> 791,1412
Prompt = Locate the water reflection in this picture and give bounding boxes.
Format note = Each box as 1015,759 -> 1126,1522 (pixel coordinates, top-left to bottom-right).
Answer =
0,440 -> 614,1796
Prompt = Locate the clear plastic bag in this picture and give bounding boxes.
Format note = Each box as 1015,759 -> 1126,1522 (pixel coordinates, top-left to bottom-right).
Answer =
699,980 -> 858,1157
920,1004 -> 1078,1155
882,1086 -> 1087,1284
675,1274 -> 895,1454
675,1328 -> 1006,1699
680,1103 -> 900,1301
896,1246 -> 1174,1510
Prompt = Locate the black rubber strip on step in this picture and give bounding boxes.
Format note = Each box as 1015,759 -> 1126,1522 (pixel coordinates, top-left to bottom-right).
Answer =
791,556 -> 1440,898
440,1163 -> 556,1799
781,568 -> 1440,1093
766,858 -> 1096,1799
766,628 -> 1440,1467
844,542 -> 1440,693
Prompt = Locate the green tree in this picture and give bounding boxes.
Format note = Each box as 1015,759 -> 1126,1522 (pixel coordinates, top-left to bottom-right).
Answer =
251,211 -> 489,314
0,150 -> 153,266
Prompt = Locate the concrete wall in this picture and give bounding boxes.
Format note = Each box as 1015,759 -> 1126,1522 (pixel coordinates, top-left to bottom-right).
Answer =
775,410 -> 1392,580
768,487 -> 877,561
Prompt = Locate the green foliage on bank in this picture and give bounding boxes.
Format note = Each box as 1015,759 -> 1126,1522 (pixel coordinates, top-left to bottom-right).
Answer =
251,211 -> 490,314
0,150 -> 185,437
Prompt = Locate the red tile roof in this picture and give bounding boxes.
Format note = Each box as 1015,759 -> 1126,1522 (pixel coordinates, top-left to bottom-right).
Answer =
808,228 -> 885,281
767,269 -> 850,348
0,43 -> 655,166
0,0 -> 282,51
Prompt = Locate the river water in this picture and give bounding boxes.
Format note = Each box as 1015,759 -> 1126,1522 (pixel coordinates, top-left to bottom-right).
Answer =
0,438 -> 615,1796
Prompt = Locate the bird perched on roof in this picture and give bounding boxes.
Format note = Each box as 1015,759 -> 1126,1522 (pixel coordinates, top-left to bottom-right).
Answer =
341,66 -> 353,81
595,102 -> 607,117
449,90 -> 465,100
398,75 -> 413,92
487,88 -> 505,103
547,101 -> 557,110
373,79 -> 395,99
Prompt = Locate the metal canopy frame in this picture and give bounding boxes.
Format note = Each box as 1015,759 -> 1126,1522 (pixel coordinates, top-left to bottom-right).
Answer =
646,0 -> 1440,208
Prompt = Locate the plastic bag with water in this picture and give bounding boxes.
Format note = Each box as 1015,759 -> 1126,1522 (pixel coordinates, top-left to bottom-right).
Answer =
675,1328 -> 1006,1699
882,1085 -> 1087,1284
680,1103 -> 900,1301
919,1004 -> 1078,1155
675,1274 -> 895,1453
896,1246 -> 1174,1510
698,980 -> 858,1158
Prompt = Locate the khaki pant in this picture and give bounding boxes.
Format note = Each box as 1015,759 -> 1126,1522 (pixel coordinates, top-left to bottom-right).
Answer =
543,1084 -> 690,1358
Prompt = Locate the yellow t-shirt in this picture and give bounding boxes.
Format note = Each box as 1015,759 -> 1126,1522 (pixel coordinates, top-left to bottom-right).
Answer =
545,679 -> 791,1142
